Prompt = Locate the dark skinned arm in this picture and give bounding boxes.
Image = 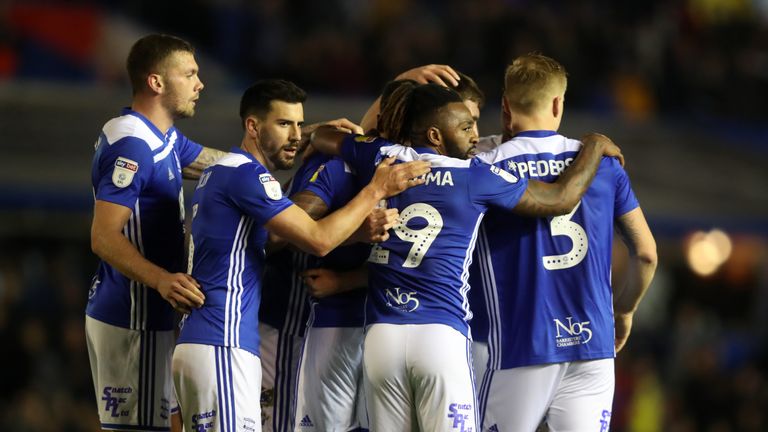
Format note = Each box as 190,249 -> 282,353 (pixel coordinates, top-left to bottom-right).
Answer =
512,133 -> 623,217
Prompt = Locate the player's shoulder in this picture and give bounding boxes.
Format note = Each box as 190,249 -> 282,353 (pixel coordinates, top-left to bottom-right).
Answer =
470,157 -> 522,184
102,114 -> 164,152
477,133 -> 579,163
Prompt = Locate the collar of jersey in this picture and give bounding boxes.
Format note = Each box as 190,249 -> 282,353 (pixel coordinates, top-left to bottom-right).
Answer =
513,130 -> 558,139
230,146 -> 258,162
121,107 -> 172,142
412,146 -> 439,155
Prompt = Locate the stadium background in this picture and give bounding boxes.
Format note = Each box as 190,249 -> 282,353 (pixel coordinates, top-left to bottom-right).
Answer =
0,0 -> 767,430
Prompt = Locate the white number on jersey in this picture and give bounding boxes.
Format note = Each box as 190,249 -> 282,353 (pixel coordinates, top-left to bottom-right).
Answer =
542,201 -> 588,270
394,203 -> 444,268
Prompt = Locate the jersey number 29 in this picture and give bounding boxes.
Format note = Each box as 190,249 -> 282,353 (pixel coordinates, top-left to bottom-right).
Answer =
394,203 -> 444,268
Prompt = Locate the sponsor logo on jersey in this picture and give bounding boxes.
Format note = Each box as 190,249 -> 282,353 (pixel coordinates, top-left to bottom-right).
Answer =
490,165 -> 518,184
553,316 -> 593,347
259,173 -> 283,200
112,157 -> 139,188
191,409 -> 216,432
101,386 -> 131,418
507,157 -> 573,179
355,135 -> 376,143
384,287 -> 420,312
447,403 -> 473,431
599,409 -> 612,431
420,170 -> 454,187
167,166 -> 176,181
299,415 -> 314,428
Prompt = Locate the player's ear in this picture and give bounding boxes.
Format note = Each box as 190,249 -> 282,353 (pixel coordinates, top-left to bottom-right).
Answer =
426,126 -> 442,148
147,73 -> 164,94
552,95 -> 562,119
245,116 -> 260,138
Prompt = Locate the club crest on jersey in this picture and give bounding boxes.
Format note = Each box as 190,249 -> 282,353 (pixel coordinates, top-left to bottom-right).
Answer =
490,165 -> 518,184
354,135 -> 376,143
309,164 -> 325,183
259,173 -> 282,200
112,157 -> 138,188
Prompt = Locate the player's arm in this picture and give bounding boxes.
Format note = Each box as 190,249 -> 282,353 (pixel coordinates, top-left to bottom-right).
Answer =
265,157 -> 429,256
298,119 -> 364,161
182,146 -> 227,179
302,266 -> 368,298
613,207 -> 658,352
90,200 -> 205,312
360,65 -> 461,132
308,127 -> 349,156
512,133 -> 623,217
266,190 -> 330,254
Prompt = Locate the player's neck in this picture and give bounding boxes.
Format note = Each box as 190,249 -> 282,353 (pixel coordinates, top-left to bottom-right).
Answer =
131,96 -> 174,135
508,113 -> 558,136
241,138 -> 273,171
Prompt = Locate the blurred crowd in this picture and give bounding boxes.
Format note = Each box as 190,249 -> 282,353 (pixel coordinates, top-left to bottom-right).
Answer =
3,0 -> 767,124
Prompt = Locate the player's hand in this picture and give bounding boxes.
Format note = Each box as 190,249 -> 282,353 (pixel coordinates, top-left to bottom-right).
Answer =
361,208 -> 399,243
370,157 -> 430,198
302,120 -> 364,159
155,272 -> 205,314
614,311 -> 633,353
582,132 -> 624,167
302,118 -> 364,140
302,268 -> 343,298
397,64 -> 460,87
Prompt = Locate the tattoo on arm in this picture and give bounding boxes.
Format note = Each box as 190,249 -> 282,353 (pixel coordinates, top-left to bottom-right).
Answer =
182,147 -> 227,180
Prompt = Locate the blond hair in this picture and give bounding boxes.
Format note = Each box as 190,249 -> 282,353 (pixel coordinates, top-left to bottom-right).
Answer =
503,53 -> 567,115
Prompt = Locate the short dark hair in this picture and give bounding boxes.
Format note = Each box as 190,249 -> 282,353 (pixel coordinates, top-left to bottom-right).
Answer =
379,83 -> 463,144
455,71 -> 485,108
126,34 -> 194,95
239,79 -> 307,127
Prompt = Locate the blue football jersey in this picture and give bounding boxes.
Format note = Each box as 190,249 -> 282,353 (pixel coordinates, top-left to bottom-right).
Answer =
177,147 -> 293,356
340,135 -> 529,338
302,155 -> 370,328
473,130 -> 639,369
87,108 -> 203,331
260,153 -> 370,333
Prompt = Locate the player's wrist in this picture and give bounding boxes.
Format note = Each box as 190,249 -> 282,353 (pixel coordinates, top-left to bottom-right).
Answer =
362,182 -> 387,202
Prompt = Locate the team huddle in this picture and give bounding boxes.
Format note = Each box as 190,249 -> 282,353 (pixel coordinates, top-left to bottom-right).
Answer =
85,34 -> 657,432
